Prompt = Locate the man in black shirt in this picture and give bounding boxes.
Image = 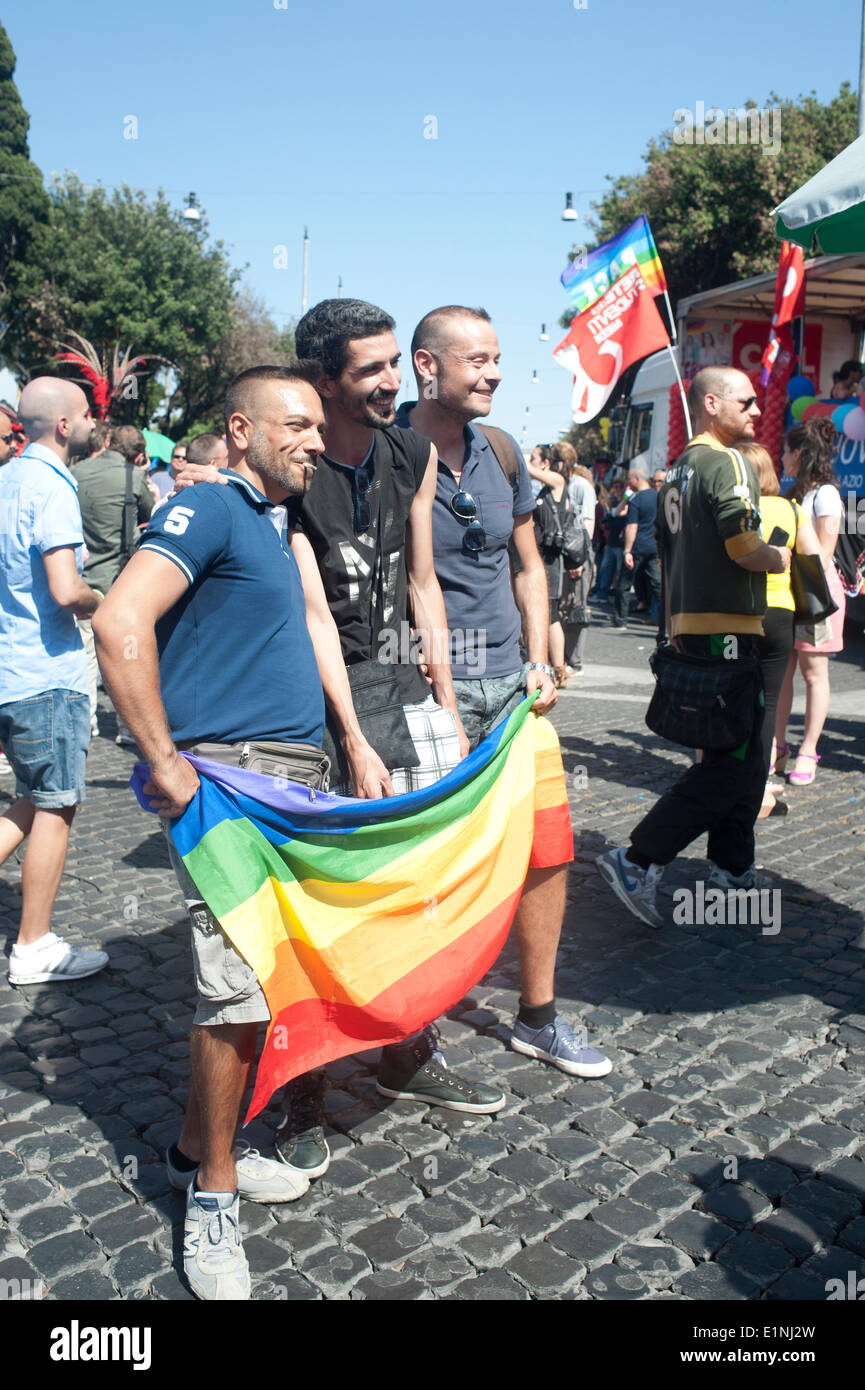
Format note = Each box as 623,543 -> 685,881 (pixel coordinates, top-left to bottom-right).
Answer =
612,460 -> 660,629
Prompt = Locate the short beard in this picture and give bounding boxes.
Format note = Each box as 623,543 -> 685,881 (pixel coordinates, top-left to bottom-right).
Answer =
362,401 -> 396,429
246,428 -> 307,496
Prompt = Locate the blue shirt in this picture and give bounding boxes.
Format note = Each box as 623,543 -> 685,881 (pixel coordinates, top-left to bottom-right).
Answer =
395,405 -> 535,679
0,443 -> 88,702
139,472 -> 325,746
626,487 -> 658,557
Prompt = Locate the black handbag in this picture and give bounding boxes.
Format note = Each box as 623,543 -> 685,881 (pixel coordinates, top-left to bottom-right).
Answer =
646,644 -> 760,752
320,658 -> 420,785
787,499 -> 838,624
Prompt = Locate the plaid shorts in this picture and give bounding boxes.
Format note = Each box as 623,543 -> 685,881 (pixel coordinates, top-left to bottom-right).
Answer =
390,694 -> 462,793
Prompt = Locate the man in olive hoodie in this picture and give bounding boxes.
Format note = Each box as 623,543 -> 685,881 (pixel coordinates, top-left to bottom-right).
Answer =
596,367 -> 790,928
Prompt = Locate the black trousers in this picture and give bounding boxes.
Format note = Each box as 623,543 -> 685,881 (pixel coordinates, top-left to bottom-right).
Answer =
758,606 -> 795,772
613,553 -> 661,626
630,634 -> 766,876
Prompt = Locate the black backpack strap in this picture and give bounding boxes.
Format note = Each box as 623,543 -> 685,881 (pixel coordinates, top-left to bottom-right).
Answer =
121,462 -> 136,567
477,424 -> 521,498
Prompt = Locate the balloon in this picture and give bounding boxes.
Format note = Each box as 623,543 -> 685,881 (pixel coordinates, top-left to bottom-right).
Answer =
802,401 -> 837,420
787,375 -> 815,401
831,402 -> 858,429
842,408 -> 865,440
790,396 -> 815,420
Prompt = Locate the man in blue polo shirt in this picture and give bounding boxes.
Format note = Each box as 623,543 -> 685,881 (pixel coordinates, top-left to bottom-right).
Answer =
93,362 -> 392,1301
397,305 -> 611,1081
0,377 -> 109,988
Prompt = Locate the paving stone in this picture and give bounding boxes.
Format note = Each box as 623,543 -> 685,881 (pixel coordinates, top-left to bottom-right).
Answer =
269,1217 -> 332,1255
637,1120 -> 699,1156
447,1170 -> 523,1216
540,1132 -> 600,1168
590,1197 -> 659,1240
294,1245 -> 372,1295
0,1177 -> 55,1215
606,1136 -> 670,1173
615,1240 -> 695,1287
839,1215 -> 865,1257
662,1210 -> 736,1259
616,1090 -> 675,1126
48,1270 -> 119,1301
735,1157 -> 800,1200
804,1245 -> 865,1286
88,1205 -> 163,1251
446,1269 -> 530,1300
715,1230 -> 796,1286
548,1219 -> 621,1267
698,1184 -> 773,1228
404,1248 -> 473,1289
491,1149 -> 559,1189
675,1262 -> 761,1300
352,1269 -> 428,1300
785,1178 -> 861,1230
765,1268 -> 830,1301
411,1197 -> 479,1244
495,1196 -> 565,1239
574,1106 -> 635,1145
506,1242 -> 584,1293
405,1150 -> 474,1195
573,1157 -> 635,1199
73,1183 -> 129,1221
17,1205 -> 81,1243
668,1153 -> 728,1189
755,1205 -> 836,1259
363,1172 -> 422,1216
348,1217 -> 427,1267
49,1155 -> 112,1190
766,1138 -> 832,1172
29,1230 -> 104,1280
626,1172 -> 698,1217
460,1225 -> 522,1269
818,1156 -> 865,1200
584,1264 -> 648,1299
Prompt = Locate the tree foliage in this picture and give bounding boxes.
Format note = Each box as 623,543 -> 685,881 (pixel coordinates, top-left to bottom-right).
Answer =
584,84 -> 857,312
0,21 -> 51,359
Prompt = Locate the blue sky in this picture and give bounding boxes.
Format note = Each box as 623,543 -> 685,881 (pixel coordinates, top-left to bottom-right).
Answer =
4,0 -> 861,444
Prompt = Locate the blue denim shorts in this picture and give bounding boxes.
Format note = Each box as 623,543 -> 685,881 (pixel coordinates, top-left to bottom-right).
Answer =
452,665 -> 528,750
0,688 -> 90,808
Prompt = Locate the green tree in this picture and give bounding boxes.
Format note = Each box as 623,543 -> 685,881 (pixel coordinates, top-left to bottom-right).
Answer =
580,84 -> 857,314
0,21 -> 51,363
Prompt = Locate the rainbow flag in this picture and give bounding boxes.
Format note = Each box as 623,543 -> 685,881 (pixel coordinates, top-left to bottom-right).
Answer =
131,697 -> 572,1120
561,214 -> 667,315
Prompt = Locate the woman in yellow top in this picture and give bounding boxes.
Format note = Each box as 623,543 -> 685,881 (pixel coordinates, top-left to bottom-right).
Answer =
739,442 -> 821,819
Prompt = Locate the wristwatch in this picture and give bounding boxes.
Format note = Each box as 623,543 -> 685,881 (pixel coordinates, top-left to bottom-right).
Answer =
527,662 -> 555,679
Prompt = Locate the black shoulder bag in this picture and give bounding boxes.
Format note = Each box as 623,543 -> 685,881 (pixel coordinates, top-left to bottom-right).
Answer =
787,498 -> 838,626
646,644 -> 760,752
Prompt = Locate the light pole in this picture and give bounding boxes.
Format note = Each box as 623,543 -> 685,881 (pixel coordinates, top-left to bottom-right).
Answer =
302,226 -> 309,315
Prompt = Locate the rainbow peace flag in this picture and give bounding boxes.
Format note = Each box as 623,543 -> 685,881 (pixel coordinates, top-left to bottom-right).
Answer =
131,698 -> 572,1120
561,214 -> 667,315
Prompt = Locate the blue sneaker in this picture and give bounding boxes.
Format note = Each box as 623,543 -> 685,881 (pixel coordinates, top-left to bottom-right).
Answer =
511,1015 -> 612,1077
595,847 -> 664,928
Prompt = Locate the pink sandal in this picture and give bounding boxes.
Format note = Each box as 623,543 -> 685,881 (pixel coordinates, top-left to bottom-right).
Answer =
770,740 -> 791,775
788,752 -> 821,786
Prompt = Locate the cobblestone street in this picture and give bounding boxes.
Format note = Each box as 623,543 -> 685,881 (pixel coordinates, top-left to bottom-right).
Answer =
1,616 -> 864,1303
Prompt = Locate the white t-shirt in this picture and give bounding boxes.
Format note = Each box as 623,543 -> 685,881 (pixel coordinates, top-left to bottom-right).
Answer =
568,474 -> 596,525
802,484 -> 843,521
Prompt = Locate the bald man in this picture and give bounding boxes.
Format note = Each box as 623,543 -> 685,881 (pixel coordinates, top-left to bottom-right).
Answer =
0,378 -> 108,985
597,367 -> 790,928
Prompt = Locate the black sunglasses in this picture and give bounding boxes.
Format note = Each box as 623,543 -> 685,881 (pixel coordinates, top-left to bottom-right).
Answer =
450,489 -> 486,552
732,396 -> 759,410
353,467 -> 372,533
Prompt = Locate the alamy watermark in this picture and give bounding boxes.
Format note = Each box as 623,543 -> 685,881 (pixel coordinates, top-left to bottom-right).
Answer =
672,881 -> 781,935
673,103 -> 781,157
376,620 -> 487,675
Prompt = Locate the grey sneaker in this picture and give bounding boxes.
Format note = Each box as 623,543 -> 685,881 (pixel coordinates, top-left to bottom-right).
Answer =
376,1025 -> 506,1114
511,1015 -> 612,1077
183,1186 -> 249,1301
707,862 -> 767,892
167,1141 -> 309,1203
275,1070 -> 331,1179
595,847 -> 664,928
8,932 -> 109,986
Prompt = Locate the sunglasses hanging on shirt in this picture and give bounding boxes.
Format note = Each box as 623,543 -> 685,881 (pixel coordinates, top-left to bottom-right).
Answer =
450,489 -> 486,552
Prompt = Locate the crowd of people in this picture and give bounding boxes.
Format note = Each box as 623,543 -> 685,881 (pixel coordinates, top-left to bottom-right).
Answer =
0,316 -> 857,1301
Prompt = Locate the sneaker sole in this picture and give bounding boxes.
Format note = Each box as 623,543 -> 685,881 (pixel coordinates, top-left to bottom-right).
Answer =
375,1081 -> 506,1114
595,854 -> 663,929
509,1036 -> 613,1077
8,957 -> 109,986
184,1262 -> 250,1302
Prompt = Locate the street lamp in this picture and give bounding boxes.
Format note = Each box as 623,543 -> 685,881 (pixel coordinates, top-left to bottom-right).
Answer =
561,192 -> 578,222
182,192 -> 201,224
531,370 -> 539,384
539,324 -> 549,341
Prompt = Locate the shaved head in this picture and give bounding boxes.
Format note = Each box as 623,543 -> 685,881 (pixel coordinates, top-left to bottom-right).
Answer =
688,366 -> 760,445
411,306 -> 492,362
18,376 -> 93,461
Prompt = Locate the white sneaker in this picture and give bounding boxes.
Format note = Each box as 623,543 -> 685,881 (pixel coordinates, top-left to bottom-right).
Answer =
0,753 -> 12,776
167,1140 -> 309,1203
707,862 -> 767,892
595,847 -> 665,928
8,932 -> 109,985
183,1186 -> 250,1301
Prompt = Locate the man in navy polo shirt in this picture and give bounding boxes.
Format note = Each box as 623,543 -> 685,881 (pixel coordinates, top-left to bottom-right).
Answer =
397,305 -> 611,1081
94,363 -> 392,1301
613,459 -> 660,630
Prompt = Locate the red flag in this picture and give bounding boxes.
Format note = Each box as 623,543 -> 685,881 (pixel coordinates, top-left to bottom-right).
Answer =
553,265 -> 670,423
760,242 -> 805,387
